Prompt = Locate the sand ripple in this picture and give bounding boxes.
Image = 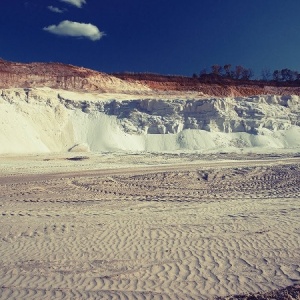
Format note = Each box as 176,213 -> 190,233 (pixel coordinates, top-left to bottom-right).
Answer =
0,158 -> 300,299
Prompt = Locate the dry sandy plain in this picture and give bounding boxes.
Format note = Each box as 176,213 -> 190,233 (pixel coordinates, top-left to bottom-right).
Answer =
0,152 -> 300,300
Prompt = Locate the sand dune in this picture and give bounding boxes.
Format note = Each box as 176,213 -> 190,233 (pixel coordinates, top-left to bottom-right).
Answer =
0,154 -> 299,299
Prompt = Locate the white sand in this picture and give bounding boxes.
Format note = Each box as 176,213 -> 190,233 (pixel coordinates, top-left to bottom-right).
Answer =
0,154 -> 299,299
1,88 -> 300,154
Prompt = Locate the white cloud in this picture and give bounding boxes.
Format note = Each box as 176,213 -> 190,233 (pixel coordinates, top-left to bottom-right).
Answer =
47,6 -> 64,13
43,20 -> 104,41
60,0 -> 86,8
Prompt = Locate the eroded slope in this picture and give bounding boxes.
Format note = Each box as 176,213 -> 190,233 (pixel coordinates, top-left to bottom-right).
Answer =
1,88 -> 300,153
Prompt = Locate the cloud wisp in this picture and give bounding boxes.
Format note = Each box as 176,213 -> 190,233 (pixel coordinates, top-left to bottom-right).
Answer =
47,6 -> 64,13
43,20 -> 104,41
60,0 -> 86,8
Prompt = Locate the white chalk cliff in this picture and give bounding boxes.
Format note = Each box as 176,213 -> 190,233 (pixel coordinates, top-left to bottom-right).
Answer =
1,87 -> 300,154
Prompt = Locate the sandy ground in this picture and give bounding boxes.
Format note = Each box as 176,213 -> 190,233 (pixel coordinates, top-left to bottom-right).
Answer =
0,152 -> 300,299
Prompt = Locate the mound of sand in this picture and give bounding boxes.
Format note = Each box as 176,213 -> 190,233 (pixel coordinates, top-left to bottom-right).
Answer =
0,88 -> 300,154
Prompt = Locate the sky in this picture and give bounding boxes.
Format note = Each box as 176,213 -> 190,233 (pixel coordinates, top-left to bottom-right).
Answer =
1,0 -> 300,77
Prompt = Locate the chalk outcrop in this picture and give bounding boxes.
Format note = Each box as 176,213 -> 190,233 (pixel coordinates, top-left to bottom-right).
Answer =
1,87 -> 300,153
102,95 -> 300,135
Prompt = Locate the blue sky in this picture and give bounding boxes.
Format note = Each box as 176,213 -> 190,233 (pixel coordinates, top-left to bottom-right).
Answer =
1,0 -> 300,76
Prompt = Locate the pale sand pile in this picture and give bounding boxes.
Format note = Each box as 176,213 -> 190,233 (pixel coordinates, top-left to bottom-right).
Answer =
1,88 -> 300,155
0,153 -> 299,299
